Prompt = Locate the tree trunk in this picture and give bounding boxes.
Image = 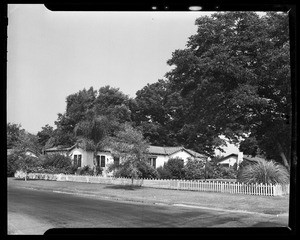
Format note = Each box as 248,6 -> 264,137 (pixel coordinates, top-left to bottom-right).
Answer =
277,142 -> 290,171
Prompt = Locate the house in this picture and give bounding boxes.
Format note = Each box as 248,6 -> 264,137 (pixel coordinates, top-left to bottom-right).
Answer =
216,152 -> 263,168
147,145 -> 207,168
44,144 -> 208,176
7,148 -> 39,158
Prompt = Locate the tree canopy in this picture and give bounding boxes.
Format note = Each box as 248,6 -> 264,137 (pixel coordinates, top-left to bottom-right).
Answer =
165,12 -> 291,169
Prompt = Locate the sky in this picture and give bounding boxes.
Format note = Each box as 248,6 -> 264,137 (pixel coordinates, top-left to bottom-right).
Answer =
7,4 -> 240,155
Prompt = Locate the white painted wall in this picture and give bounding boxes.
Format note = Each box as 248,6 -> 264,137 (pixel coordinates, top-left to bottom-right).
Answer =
219,156 -> 237,167
169,150 -> 194,164
155,155 -> 169,168
69,147 -> 94,167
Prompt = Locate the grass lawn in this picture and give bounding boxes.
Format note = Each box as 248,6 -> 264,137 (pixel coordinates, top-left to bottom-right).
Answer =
8,178 -> 289,215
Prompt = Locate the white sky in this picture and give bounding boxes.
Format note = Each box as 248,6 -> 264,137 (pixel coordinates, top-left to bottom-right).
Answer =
7,5 -> 243,155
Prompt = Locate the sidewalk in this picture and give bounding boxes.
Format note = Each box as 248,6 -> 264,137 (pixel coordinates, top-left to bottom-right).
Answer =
8,178 -> 289,216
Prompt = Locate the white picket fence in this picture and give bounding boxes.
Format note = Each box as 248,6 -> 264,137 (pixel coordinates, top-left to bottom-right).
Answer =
15,171 -> 290,197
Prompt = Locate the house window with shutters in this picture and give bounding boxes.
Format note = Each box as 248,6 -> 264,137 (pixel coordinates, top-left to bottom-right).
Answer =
73,154 -> 82,167
100,155 -> 106,167
148,157 -> 157,168
96,155 -> 100,166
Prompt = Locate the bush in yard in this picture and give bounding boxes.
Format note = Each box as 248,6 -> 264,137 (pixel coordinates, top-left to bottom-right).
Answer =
108,161 -> 159,179
237,159 -> 290,184
7,150 -> 42,177
7,152 -> 21,177
157,165 -> 172,179
76,166 -> 94,175
137,162 -> 159,179
183,158 -> 205,180
206,161 -> 237,179
41,153 -> 73,173
159,157 -> 185,179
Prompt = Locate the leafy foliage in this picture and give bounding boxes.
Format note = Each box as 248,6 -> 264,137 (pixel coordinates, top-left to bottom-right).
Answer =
156,166 -> 172,179
76,166 -> 94,176
206,161 -> 237,179
157,158 -> 185,179
41,153 -> 74,174
7,150 -> 43,176
107,123 -> 150,181
166,12 -> 291,168
183,158 -> 205,180
237,159 -> 290,184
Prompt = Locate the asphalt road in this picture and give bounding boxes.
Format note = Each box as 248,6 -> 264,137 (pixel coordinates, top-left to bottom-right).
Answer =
8,182 -> 288,234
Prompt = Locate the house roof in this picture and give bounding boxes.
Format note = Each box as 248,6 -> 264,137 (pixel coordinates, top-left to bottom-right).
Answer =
44,144 -> 207,159
45,145 -> 75,152
217,153 -> 264,163
147,145 -> 207,159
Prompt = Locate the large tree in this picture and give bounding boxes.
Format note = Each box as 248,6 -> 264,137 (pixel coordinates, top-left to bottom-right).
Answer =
37,124 -> 54,147
166,12 -> 291,169
7,123 -> 25,149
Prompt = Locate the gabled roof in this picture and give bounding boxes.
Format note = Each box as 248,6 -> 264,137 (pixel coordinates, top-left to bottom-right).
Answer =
45,144 -> 207,159
147,146 -> 184,155
147,145 -> 207,159
217,153 -> 264,163
45,144 -> 76,152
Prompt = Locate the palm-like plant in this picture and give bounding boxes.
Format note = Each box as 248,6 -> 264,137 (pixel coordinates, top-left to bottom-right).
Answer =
238,159 -> 290,184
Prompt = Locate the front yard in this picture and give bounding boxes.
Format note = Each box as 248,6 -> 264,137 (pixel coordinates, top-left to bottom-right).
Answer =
7,177 -> 289,215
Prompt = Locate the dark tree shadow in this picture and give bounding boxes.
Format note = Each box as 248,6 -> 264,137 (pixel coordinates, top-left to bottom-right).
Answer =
104,185 -> 143,191
251,222 -> 286,227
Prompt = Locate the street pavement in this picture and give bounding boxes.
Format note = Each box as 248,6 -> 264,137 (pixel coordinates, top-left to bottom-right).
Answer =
7,180 -> 288,234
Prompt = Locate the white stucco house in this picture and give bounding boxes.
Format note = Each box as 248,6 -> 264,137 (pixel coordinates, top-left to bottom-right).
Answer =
44,144 -> 208,176
217,152 -> 262,169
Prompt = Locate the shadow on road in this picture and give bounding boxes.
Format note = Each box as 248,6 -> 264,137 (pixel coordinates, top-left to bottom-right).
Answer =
251,222 -> 286,227
103,185 -> 143,191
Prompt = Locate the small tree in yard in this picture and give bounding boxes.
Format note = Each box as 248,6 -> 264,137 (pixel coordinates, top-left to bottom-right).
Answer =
107,123 -> 150,184
183,158 -> 205,180
157,165 -> 172,179
161,157 -> 185,179
9,151 -> 43,181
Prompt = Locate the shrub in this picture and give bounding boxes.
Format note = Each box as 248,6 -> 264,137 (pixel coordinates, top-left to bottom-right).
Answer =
7,151 -> 43,176
109,161 -> 158,179
76,166 -> 94,176
163,157 -> 185,179
138,162 -> 159,179
7,153 -> 21,177
157,166 -> 172,179
183,158 -> 205,180
206,161 -> 237,179
95,165 -> 103,176
42,153 -> 73,170
237,159 -> 290,184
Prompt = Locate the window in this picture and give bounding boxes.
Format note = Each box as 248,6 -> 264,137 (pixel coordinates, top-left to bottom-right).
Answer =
96,155 -> 100,166
114,157 -> 120,166
74,154 -> 82,167
148,157 -> 156,168
100,155 -> 106,167
74,155 -> 78,166
78,155 -> 82,167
